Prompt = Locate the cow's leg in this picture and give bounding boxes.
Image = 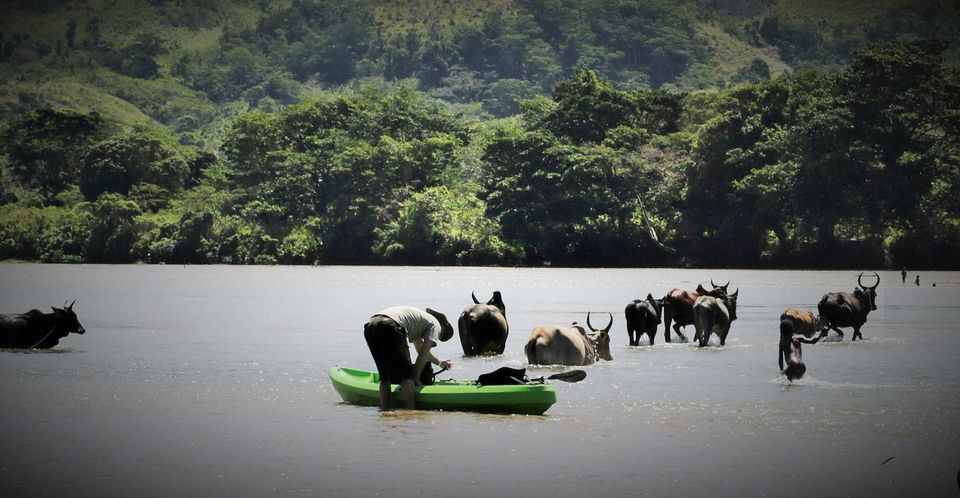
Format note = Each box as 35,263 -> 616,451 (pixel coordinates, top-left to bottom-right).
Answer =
831,326 -> 844,340
647,330 -> 655,346
673,324 -> 687,342
663,316 -> 673,343
719,329 -> 728,346
853,326 -> 862,341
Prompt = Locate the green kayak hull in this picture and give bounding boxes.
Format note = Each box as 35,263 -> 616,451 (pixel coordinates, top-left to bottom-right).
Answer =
328,367 -> 557,415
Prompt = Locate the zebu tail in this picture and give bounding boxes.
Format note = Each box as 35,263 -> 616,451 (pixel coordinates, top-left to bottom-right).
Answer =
523,337 -> 539,364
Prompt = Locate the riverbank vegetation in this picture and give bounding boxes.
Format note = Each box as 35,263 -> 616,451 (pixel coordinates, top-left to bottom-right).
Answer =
1,1 -> 958,268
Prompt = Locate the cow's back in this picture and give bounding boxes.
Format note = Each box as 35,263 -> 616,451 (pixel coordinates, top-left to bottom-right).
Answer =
627,300 -> 658,332
663,289 -> 699,325
819,292 -> 856,326
524,326 -> 590,366
459,305 -> 508,355
0,310 -> 44,348
624,301 -> 645,329
780,308 -> 818,338
693,297 -> 719,329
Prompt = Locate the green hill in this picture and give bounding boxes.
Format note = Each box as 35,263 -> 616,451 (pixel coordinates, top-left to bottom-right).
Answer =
0,1 -> 957,268
1,0 -> 957,141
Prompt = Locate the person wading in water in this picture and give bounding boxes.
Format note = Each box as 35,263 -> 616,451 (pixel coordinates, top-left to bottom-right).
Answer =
363,306 -> 454,410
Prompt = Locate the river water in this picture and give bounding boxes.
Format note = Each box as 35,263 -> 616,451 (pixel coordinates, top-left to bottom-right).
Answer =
0,265 -> 958,497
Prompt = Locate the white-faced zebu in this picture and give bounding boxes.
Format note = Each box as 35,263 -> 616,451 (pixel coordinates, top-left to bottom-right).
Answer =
524,312 -> 613,366
624,294 -> 662,346
662,280 -> 728,342
0,301 -> 85,349
458,291 -> 509,356
693,288 -> 739,347
817,272 -> 880,341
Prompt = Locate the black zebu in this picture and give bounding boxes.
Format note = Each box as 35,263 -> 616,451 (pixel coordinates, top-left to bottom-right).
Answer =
458,291 -> 509,356
818,272 -> 880,341
624,294 -> 662,346
0,301 -> 86,349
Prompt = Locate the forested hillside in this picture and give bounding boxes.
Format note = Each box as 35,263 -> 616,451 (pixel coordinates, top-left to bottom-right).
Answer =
1,0 -> 958,268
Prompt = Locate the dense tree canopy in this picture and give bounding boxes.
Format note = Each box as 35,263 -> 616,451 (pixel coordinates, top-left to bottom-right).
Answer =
1,36 -> 958,268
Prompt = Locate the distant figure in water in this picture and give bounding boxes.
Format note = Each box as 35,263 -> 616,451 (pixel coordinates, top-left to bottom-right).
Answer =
779,320 -> 821,381
901,268 -> 907,285
915,275 -> 920,286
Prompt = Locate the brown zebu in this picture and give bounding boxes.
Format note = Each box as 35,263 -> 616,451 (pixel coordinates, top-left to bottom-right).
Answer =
693,289 -> 739,347
779,308 -> 822,339
524,312 -> 613,366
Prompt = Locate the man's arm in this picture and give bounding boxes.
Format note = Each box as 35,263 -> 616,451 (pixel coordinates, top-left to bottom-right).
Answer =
413,339 -> 437,384
778,340 -> 785,370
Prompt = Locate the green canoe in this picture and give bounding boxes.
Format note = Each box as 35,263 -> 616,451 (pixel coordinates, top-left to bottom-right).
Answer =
328,366 -> 557,415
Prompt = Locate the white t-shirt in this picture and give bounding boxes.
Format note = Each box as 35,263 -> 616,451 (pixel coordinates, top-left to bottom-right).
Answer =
376,306 -> 441,354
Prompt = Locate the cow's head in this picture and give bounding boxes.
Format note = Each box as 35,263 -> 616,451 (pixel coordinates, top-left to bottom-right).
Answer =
586,311 -> 613,361
51,300 -> 85,335
696,282 -> 727,298
645,293 -> 663,322
725,289 -> 739,321
472,290 -> 506,313
711,279 -> 730,294
856,272 -> 880,311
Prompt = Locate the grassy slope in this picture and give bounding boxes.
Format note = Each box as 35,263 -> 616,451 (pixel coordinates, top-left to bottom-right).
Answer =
371,0 -> 517,30
0,0 -> 261,129
674,22 -> 793,90
1,0 -> 957,135
768,0 -> 960,59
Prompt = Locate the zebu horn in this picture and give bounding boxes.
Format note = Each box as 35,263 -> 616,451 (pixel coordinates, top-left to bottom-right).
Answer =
870,272 -> 880,289
68,299 -> 76,309
471,292 -> 480,304
603,312 -> 613,332
858,272 -> 866,289
587,311 -> 595,331
491,291 -> 505,311
711,279 -> 729,290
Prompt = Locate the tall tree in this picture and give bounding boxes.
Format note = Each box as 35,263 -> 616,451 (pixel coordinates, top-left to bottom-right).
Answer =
1,109 -> 106,197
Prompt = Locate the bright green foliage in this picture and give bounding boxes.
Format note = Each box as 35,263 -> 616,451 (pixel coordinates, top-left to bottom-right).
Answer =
481,78 -> 676,265
220,84 -> 469,263
1,108 -> 107,196
79,127 -> 192,203
279,218 -> 324,265
374,186 -> 519,265
681,39 -> 960,267
85,192 -> 141,263
684,78 -> 796,265
0,22 -> 958,268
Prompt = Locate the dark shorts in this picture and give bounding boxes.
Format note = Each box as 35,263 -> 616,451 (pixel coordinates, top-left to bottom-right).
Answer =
364,315 -> 413,384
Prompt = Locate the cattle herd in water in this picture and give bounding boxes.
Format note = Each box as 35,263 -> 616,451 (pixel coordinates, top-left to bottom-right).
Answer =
460,272 -> 882,382
1,272 -> 883,382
